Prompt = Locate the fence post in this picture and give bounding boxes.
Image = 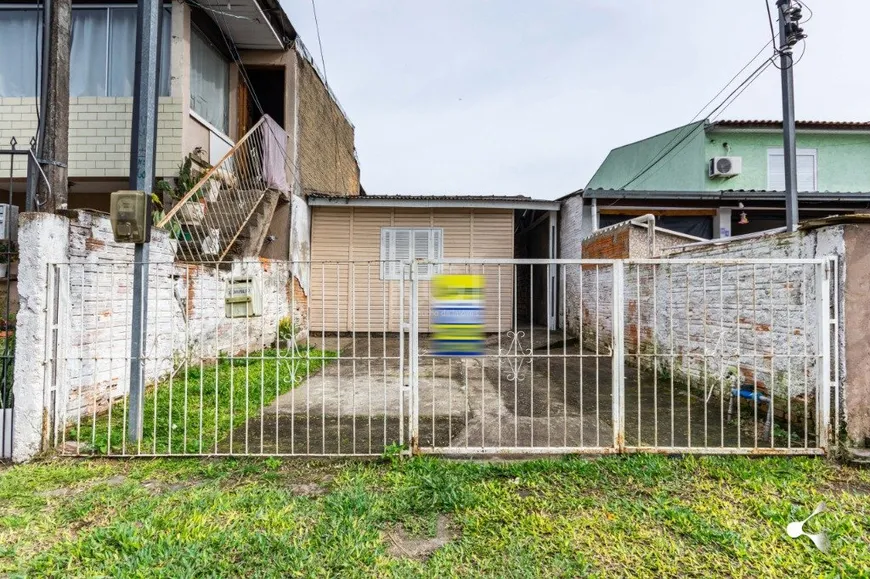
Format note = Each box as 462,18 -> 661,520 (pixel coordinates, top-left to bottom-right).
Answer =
612,261 -> 625,452
409,260 -> 419,454
12,213 -> 69,462
815,260 -> 831,451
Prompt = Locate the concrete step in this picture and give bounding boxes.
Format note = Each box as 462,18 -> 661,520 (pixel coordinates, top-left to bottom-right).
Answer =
847,448 -> 870,468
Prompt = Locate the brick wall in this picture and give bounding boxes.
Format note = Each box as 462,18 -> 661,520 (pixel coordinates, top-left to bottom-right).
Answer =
0,97 -> 182,179
654,228 -> 843,403
568,222 -> 843,411
15,211 -> 304,424
295,52 -> 360,196
570,220 -> 706,348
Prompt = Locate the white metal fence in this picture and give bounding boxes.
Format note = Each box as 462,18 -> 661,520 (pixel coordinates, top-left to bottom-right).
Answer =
43,257 -> 836,458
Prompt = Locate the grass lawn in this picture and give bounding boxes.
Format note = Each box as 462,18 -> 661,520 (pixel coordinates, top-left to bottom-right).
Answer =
67,347 -> 335,456
0,455 -> 868,577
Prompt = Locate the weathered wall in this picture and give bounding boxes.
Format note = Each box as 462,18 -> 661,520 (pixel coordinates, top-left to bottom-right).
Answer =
569,220 -> 695,342
12,213 -> 69,462
295,50 -> 359,196
569,222 -> 845,439
13,211 -> 303,460
842,225 -> 870,446
658,227 -> 842,400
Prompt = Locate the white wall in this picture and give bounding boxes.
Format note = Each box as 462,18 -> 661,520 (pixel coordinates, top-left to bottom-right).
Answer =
13,211 -> 302,460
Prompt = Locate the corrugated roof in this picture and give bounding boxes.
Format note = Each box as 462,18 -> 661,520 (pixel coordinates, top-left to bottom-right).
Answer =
799,213 -> 870,230
584,188 -> 870,201
309,193 -> 536,202
710,120 -> 870,131
307,193 -> 561,210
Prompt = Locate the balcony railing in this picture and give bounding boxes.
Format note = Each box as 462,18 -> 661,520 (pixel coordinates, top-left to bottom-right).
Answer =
156,115 -> 289,263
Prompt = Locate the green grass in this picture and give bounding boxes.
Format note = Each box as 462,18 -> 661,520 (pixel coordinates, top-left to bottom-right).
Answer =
0,455 -> 868,577
67,347 -> 335,455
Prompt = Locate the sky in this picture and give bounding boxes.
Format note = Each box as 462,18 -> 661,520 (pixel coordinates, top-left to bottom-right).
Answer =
281,0 -> 867,200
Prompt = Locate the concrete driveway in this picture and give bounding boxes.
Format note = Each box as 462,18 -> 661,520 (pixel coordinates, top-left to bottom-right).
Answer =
230,330 -> 781,454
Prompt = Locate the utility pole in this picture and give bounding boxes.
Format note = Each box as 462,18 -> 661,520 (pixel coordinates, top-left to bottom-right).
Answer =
33,0 -> 70,213
777,0 -> 806,232
25,0 -> 54,212
126,0 -> 162,444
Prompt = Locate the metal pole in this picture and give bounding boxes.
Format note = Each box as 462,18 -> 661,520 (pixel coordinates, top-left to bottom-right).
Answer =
127,0 -> 162,443
26,0 -> 53,212
778,0 -> 799,232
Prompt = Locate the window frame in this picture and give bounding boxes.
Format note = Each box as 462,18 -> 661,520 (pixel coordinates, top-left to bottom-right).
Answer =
0,4 -> 171,98
767,147 -> 818,192
189,26 -> 231,134
379,227 -> 444,281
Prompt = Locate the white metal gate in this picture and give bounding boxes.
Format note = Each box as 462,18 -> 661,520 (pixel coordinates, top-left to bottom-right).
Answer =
45,257 -> 835,458
407,258 -> 836,456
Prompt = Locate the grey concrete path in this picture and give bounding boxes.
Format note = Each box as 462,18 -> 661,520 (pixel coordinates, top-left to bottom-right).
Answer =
229,329 -> 786,454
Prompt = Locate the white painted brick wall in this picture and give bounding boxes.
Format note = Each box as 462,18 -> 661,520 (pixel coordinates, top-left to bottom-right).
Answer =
0,97 -> 182,178
563,223 -> 843,407
655,227 -> 844,402
14,211 -> 302,459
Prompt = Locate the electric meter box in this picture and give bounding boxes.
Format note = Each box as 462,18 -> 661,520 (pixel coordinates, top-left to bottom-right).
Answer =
110,190 -> 151,243
0,204 -> 18,242
225,279 -> 262,318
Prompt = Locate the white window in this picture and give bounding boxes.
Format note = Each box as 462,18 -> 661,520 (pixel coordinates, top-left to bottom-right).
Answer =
0,10 -> 41,97
0,6 -> 171,98
190,29 -> 230,134
380,228 -> 443,280
767,148 -> 818,192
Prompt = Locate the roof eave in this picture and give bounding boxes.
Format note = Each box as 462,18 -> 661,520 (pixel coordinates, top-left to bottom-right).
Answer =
583,189 -> 870,202
308,196 -> 561,211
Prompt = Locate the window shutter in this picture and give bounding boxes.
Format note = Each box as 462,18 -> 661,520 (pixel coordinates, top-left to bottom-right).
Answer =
380,229 -> 392,279
431,229 -> 443,276
413,229 -> 430,277
768,149 -> 816,192
796,153 -> 816,191
768,150 -> 785,191
395,230 -> 411,279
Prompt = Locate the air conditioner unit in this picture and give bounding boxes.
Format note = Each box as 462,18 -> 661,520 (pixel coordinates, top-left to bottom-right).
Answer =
709,156 -> 742,178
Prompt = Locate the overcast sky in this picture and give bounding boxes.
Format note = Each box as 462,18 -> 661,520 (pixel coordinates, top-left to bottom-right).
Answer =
281,0 -> 867,199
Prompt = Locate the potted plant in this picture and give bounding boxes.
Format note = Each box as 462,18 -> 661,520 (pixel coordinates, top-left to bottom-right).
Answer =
156,155 -> 214,226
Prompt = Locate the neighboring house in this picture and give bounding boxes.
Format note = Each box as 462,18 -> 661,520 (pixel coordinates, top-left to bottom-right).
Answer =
575,119 -> 870,240
306,194 -> 561,332
0,0 -> 360,261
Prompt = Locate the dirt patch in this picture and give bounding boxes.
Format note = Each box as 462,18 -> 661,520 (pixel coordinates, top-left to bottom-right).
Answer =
288,482 -> 329,497
140,479 -> 196,493
825,478 -> 870,495
37,474 -> 127,498
384,514 -> 456,561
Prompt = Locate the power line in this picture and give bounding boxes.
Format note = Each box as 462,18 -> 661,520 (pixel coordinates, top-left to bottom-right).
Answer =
618,55 -> 775,191
765,0 -> 778,57
212,10 -> 351,197
635,59 -> 776,187
797,0 -> 813,23
616,37 -> 777,191
187,0 -> 254,21
310,0 -> 328,87
710,59 -> 775,122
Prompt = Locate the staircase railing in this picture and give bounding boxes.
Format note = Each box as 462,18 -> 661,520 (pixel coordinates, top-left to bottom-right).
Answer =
156,115 -> 288,263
